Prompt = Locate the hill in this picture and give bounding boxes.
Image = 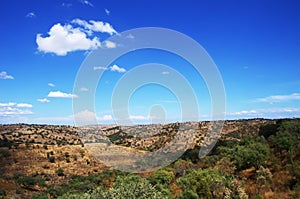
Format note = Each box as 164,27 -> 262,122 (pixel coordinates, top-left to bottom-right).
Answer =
0,118 -> 299,198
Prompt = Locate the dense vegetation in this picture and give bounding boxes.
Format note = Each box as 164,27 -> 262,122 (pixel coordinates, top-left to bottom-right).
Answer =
0,119 -> 299,198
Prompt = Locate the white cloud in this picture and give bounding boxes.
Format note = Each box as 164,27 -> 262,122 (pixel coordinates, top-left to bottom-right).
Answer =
26,12 -> 36,18
48,91 -> 78,98
32,116 -> 74,125
105,9 -> 110,15
104,40 -> 116,48
100,114 -> 113,121
80,87 -> 89,92
255,93 -> 300,103
227,107 -> 300,119
0,102 -> 16,107
62,2 -> 72,7
72,18 -> 117,35
36,18 -> 118,56
79,0 -> 94,7
73,109 -> 100,125
161,71 -> 170,75
48,83 -> 55,87
16,103 -> 33,108
37,98 -> 50,103
0,102 -> 33,116
36,23 -> 101,56
0,71 -> 14,79
110,64 -> 126,73
93,66 -> 108,70
228,110 -> 259,116
126,34 -> 135,39
93,64 -> 126,73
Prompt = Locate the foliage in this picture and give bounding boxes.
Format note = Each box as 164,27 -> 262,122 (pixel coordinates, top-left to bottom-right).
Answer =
58,175 -> 169,199
256,166 -> 272,186
269,120 -> 300,163
56,168 -> 64,176
15,174 -> 46,189
149,169 -> 174,185
173,158 -> 193,176
259,123 -> 279,138
48,156 -> 55,163
177,168 -> 226,199
31,192 -> 48,199
220,136 -> 271,170
176,189 -> 199,199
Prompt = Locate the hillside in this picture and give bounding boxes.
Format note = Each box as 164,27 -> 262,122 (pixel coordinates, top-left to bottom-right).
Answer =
0,118 -> 299,198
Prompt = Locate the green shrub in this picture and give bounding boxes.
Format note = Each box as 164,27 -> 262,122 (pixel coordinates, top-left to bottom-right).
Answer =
48,156 -> 55,163
56,168 -> 64,176
176,190 -> 198,199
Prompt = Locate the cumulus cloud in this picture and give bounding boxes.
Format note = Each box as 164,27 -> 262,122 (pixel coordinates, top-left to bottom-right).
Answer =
72,18 -> 117,35
26,12 -> 36,18
110,64 -> 126,73
36,18 -> 117,56
73,109 -> 98,125
0,71 -> 14,79
37,98 -> 50,103
36,23 -> 101,56
255,93 -> 300,103
104,40 -> 116,48
48,83 -> 55,87
48,91 -> 78,98
0,102 -> 33,116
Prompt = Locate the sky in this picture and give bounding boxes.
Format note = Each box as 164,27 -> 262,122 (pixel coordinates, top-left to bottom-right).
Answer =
0,0 -> 300,125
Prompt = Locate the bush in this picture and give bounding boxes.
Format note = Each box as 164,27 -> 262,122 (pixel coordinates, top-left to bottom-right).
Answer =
48,156 -> 55,163
59,175 -> 170,199
16,175 -> 46,188
31,192 -> 48,199
177,168 -> 226,199
0,148 -> 11,158
0,189 -> 6,196
57,168 -> 64,176
149,169 -> 174,185
259,123 -> 279,138
177,190 -> 198,199
221,136 -> 270,170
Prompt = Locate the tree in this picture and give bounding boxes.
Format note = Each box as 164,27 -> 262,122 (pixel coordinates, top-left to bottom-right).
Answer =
58,175 -> 170,199
177,190 -> 199,199
57,168 -> 64,176
222,136 -> 270,170
269,120 -> 300,163
149,169 -> 174,185
177,169 -> 226,199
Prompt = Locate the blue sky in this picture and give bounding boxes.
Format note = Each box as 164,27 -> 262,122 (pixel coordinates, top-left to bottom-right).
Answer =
0,0 -> 300,125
